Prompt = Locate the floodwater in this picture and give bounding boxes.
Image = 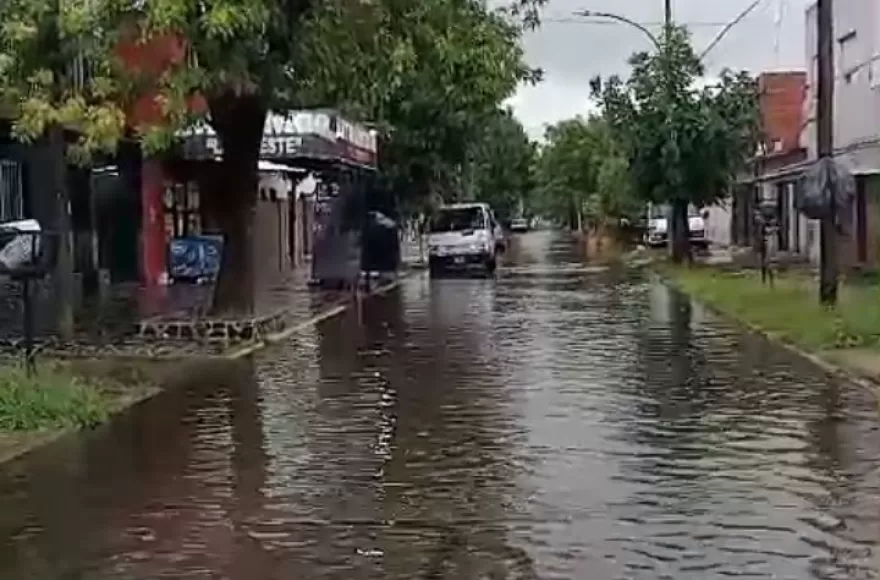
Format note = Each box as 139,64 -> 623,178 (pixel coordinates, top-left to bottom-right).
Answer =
2,231 -> 880,579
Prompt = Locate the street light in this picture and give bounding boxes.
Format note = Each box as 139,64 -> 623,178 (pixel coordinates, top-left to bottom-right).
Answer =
573,8 -> 678,250
573,0 -> 765,62
572,10 -> 662,52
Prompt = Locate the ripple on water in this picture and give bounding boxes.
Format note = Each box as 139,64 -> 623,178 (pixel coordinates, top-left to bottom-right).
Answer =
2,234 -> 880,579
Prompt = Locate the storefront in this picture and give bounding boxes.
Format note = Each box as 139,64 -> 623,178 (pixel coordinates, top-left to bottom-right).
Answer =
141,110 -> 379,288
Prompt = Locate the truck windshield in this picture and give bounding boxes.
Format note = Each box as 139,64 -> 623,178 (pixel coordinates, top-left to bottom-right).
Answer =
649,206 -> 667,219
648,204 -> 702,218
429,208 -> 484,232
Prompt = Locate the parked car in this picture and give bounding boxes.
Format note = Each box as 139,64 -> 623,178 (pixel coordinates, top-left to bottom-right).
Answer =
510,217 -> 530,233
427,203 -> 500,276
644,203 -> 709,249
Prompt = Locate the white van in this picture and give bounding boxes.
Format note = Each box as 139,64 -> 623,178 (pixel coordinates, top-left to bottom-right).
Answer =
427,203 -> 500,276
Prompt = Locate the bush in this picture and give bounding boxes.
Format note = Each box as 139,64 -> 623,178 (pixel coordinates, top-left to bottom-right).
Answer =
0,366 -> 111,431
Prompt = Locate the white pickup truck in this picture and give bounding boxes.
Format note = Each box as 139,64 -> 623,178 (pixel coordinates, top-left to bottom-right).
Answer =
644,203 -> 708,249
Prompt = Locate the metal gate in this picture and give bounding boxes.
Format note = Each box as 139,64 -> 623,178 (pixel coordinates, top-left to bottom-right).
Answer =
0,160 -> 23,222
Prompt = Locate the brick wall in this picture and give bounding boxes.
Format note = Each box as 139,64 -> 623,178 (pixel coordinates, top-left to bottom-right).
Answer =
758,72 -> 807,155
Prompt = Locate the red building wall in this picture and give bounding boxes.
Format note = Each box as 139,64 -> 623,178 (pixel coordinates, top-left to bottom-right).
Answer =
116,33 -> 206,286
758,72 -> 807,155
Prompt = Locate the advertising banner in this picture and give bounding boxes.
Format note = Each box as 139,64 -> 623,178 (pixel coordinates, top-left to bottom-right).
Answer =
168,235 -> 224,283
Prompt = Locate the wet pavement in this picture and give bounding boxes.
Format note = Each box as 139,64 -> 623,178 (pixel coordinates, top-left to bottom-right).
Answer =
2,231 -> 880,579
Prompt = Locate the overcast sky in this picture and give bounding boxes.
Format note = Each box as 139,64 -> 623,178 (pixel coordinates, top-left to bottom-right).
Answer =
507,0 -> 812,139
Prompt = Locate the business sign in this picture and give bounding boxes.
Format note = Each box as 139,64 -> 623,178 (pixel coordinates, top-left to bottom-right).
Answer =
168,235 -> 224,282
334,117 -> 377,154
178,110 -> 377,167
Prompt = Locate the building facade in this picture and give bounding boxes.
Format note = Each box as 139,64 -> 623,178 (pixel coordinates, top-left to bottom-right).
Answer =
712,72 -> 809,254
802,0 -> 880,270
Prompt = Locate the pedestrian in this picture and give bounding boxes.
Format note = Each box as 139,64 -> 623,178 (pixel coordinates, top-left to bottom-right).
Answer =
754,209 -> 776,286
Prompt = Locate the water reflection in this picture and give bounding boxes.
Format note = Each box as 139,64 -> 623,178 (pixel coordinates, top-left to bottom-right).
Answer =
0,232 -> 879,579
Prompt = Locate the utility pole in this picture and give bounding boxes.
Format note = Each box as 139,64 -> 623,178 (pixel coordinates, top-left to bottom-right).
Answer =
817,0 -> 837,305
663,0 -> 685,261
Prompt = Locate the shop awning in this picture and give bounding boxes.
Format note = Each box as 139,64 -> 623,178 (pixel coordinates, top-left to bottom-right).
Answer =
176,110 -> 378,169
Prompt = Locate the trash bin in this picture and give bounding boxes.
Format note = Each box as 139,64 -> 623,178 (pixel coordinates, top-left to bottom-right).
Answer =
361,210 -> 400,274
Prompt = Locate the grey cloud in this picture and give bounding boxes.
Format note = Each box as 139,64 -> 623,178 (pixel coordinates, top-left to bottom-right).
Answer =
511,0 -> 812,137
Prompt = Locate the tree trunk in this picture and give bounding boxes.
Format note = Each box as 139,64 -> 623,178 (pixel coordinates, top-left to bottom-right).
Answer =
202,94 -> 267,316
670,199 -> 691,264
49,125 -> 74,340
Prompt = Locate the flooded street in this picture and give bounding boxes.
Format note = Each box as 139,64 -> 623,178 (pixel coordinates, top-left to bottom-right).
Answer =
3,231 -> 880,579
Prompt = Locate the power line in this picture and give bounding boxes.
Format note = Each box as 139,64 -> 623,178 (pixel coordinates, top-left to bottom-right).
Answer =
542,17 -> 741,28
773,0 -> 789,63
700,0 -> 767,59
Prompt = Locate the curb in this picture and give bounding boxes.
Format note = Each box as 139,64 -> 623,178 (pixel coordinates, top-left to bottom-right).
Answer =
0,272 -> 418,467
649,270 -> 880,413
225,273 -> 413,359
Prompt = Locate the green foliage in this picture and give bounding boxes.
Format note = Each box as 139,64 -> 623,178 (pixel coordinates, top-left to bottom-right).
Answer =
533,115 -> 640,228
1,0 -> 536,204
0,0 -> 318,160
0,366 -> 111,431
0,0 -> 129,161
298,0 -> 537,209
591,27 -> 760,208
464,107 -> 536,221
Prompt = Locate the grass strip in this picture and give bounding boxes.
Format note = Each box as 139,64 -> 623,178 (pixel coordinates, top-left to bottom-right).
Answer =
0,365 -> 112,432
660,264 -> 880,351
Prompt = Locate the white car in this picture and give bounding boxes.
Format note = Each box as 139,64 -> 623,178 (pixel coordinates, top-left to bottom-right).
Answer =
427,203 -> 500,276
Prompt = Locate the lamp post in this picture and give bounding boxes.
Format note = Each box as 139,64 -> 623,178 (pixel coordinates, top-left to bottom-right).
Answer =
572,10 -> 662,50
574,7 -> 686,255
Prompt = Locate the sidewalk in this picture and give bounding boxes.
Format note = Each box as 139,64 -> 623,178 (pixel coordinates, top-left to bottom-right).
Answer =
0,271 -> 351,361
0,238 -> 425,362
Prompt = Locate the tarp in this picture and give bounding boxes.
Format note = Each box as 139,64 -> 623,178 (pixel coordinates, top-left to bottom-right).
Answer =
797,157 -> 855,220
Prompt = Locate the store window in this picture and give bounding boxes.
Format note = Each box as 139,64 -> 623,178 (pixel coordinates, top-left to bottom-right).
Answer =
0,160 -> 24,222
163,181 -> 201,238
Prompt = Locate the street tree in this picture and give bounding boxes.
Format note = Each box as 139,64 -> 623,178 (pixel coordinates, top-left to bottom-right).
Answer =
0,0 -> 318,315
591,26 -> 759,262
0,0 -> 135,335
464,107 -> 536,222
534,115 -> 640,231
0,0 -> 541,315
297,0 -> 538,219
